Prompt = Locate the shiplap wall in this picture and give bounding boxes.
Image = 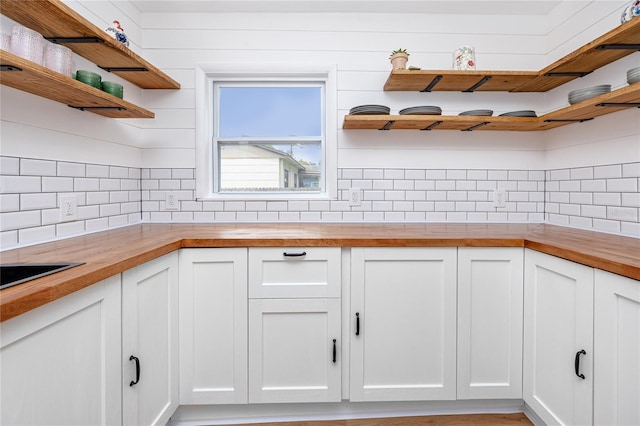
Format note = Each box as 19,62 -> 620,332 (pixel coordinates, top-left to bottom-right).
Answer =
1,1 -> 639,248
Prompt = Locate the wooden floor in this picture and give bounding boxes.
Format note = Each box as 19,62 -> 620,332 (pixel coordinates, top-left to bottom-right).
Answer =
229,413 -> 533,426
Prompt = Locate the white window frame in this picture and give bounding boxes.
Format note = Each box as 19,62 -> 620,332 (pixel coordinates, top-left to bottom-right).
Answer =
195,63 -> 337,200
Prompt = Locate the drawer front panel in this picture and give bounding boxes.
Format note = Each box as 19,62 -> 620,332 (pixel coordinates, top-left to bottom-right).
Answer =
249,247 -> 341,298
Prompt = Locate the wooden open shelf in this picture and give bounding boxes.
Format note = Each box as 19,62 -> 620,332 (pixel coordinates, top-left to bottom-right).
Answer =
0,50 -> 155,119
1,0 -> 180,90
344,82 -> 640,131
384,18 -> 640,93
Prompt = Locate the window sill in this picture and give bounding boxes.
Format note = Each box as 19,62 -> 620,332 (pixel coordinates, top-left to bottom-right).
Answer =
197,192 -> 336,202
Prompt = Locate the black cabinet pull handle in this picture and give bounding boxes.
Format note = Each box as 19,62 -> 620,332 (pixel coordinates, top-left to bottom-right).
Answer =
283,251 -> 306,257
355,312 -> 360,336
332,339 -> 337,363
129,355 -> 140,386
574,349 -> 586,379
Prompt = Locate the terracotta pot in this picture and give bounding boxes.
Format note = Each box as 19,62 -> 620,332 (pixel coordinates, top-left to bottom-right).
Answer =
390,53 -> 409,69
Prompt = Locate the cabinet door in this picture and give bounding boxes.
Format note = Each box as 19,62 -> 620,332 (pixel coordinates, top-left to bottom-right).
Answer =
594,270 -> 640,426
524,250 -> 593,426
457,247 -> 523,399
248,298 -> 341,403
350,247 -> 457,401
179,248 -> 248,404
122,252 -> 179,426
0,275 -> 121,426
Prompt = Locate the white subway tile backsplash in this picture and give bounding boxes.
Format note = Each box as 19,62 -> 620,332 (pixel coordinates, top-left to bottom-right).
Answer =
1,176 -> 41,193
87,165 -> 110,178
1,157 -> 20,175
342,169 -> 363,179
0,210 -> 40,231
21,159 -> 57,176
75,178 -> 100,192
607,178 -> 638,192
405,170 -> 425,180
363,169 -> 384,180
2,156 -> 638,249
57,162 -> 85,177
594,165 -> 622,179
622,163 -> 640,178
467,170 -> 488,180
19,225 -> 56,244
0,194 -> 20,212
20,193 -> 57,210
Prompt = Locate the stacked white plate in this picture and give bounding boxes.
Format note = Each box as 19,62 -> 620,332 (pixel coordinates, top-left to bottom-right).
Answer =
349,105 -> 390,115
459,109 -> 493,116
499,110 -> 537,117
399,105 -> 442,115
628,66 -> 640,84
568,84 -> 611,105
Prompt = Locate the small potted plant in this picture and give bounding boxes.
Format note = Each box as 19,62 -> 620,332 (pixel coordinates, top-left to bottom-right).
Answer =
390,48 -> 409,69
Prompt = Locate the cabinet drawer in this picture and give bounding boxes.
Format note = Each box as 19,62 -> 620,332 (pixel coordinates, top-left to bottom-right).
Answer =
249,247 -> 341,298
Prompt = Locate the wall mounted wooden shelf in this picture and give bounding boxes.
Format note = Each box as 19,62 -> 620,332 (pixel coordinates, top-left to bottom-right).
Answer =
384,17 -> 640,93
0,50 -> 155,119
343,82 -> 640,131
1,0 -> 180,90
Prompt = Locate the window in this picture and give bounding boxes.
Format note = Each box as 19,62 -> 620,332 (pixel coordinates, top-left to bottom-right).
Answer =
195,65 -> 337,200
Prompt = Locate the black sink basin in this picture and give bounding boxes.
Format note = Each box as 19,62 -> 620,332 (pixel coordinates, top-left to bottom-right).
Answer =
0,263 -> 85,290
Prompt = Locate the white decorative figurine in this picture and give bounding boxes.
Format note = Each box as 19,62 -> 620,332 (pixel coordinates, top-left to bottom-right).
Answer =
105,20 -> 129,47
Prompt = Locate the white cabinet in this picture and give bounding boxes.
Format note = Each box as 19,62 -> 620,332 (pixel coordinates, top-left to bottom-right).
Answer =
457,247 -> 523,399
524,249 -> 594,426
0,275 -> 122,426
349,247 -> 457,402
594,270 -> 640,426
179,248 -> 248,404
122,252 -> 179,426
248,247 -> 342,403
248,298 -> 341,403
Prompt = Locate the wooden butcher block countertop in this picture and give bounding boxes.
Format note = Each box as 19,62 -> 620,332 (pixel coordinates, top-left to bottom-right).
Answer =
1,223 -> 638,322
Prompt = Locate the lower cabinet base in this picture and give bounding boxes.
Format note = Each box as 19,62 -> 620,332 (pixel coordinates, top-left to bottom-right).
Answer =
167,400 -> 528,425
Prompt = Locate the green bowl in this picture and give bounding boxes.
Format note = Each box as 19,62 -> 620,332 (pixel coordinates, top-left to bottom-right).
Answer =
75,70 -> 102,89
101,81 -> 124,99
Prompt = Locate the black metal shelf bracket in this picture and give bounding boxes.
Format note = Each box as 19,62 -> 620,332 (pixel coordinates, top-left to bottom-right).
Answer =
544,118 -> 594,123
45,37 -> 103,44
463,76 -> 491,92
462,121 -> 490,131
596,102 -> 640,108
99,66 -> 149,73
0,65 -> 22,71
68,106 -> 126,112
421,121 -> 443,131
544,71 -> 592,77
596,44 -> 640,50
379,120 -> 395,130
421,75 -> 443,92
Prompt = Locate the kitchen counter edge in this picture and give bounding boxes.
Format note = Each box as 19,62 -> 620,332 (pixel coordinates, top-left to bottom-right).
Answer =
1,223 -> 638,322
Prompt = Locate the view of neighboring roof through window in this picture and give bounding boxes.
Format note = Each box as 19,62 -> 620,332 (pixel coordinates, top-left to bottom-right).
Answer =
214,84 -> 324,194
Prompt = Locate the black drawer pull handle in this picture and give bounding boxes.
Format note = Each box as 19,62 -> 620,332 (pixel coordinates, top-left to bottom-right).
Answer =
355,312 -> 360,336
332,339 -> 337,363
574,349 -> 586,379
129,355 -> 140,386
283,251 -> 307,257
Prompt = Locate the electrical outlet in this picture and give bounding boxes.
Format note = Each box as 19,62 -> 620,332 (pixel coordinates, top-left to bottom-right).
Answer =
165,192 -> 179,210
59,195 -> 77,222
493,189 -> 506,208
348,188 -> 362,207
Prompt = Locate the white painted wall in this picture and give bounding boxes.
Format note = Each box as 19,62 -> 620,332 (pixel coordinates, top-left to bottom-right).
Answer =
1,1 -> 636,171
1,1 -> 639,247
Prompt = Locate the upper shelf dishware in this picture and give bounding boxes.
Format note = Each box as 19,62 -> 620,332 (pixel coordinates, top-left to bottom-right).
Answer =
349,105 -> 391,115
499,110 -> 537,117
399,106 -> 442,115
568,85 -> 611,104
628,66 -> 640,84
459,109 -> 493,116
